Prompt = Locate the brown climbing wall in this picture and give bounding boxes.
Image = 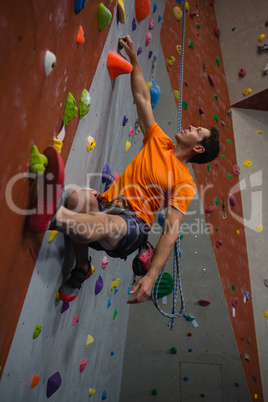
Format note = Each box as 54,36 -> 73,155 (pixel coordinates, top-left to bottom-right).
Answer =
161,0 -> 263,400
0,0 -> 116,378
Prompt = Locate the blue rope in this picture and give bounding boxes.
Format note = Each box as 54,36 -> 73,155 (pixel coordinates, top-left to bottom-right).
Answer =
152,0 -> 187,329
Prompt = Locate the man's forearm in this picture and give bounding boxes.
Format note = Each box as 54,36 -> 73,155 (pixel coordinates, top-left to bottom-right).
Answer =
130,57 -> 151,103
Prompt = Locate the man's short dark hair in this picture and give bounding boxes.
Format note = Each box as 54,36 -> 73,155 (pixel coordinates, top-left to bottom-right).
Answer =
189,126 -> 220,164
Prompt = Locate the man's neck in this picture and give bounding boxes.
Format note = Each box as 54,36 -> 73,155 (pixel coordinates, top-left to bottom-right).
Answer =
172,146 -> 190,166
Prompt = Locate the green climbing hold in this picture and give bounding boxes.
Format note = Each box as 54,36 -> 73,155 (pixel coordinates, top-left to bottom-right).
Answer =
180,234 -> 184,240
227,139 -> 232,144
113,309 -> 117,320
79,89 -> 91,119
171,347 -> 177,354
232,284 -> 236,291
228,174 -> 233,179
232,27 -> 236,31
215,228 -> 218,232
215,57 -> 220,66
152,389 -> 158,395
188,39 -> 194,49
153,272 -> 173,299
98,3 -> 112,32
64,93 -> 78,126
215,197 -> 219,206
182,100 -> 188,110
221,155 -> 225,159
207,165 -> 211,171
30,145 -> 48,176
33,325 -> 42,339
214,94 -> 218,101
213,113 -> 219,123
196,23 -> 201,29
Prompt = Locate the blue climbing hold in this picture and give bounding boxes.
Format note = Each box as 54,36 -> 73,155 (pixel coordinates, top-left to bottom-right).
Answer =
184,376 -> 189,381
114,288 -> 118,295
176,0 -> 183,3
74,0 -> 87,15
153,3 -> 157,13
158,15 -> 162,23
102,390 -> 107,400
150,81 -> 161,109
158,211 -> 166,226
107,299 -> 111,308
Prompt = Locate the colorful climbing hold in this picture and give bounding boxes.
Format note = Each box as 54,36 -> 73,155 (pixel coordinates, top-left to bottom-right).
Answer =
171,347 -> 177,354
228,194 -> 236,207
174,90 -> 179,101
149,17 -> 154,30
243,88 -> 252,96
102,390 -> 107,400
199,107 -> 204,115
132,17 -> 137,31
168,56 -> 176,66
150,81 -> 161,109
74,0 -> 87,15
87,136 -> 96,151
76,25 -> 85,44
61,302 -> 69,313
239,68 -> 247,77
233,164 -> 240,175
72,314 -> 79,326
207,164 -> 211,171
256,225 -> 263,232
213,113 -> 219,123
184,376 -> 189,381
232,284 -> 236,291
46,372 -> 62,398
257,130 -> 263,134
214,94 -> 218,101
117,0 -> 126,24
129,127 -> 134,137
52,139 -> 63,154
44,50 -> 56,77
196,23 -> 201,29
216,240 -> 222,248
228,174 -> 233,180
153,2 -> 157,13
98,3 -> 112,32
258,34 -> 265,42
205,206 -> 217,214
182,100 -> 188,110
243,159 -> 252,167
30,374 -> 40,388
231,297 -> 238,308
125,140 -> 131,152
215,57 -> 220,66
176,45 -> 181,54
146,31 -> 152,46
264,310 -> 268,319
110,278 -> 120,291
113,309 -> 118,320
199,299 -> 211,306
80,358 -> 87,373
95,275 -> 104,295
214,27 -> 221,37
30,145 -> 48,176
188,39 -> 194,49
208,74 -> 215,87
107,52 -> 133,80
86,334 -> 94,348
33,325 -> 42,339
173,6 -> 182,21
89,388 -> 96,396
64,93 -> 78,126
152,389 -> 158,395
79,89 -> 91,119
135,0 -> 151,22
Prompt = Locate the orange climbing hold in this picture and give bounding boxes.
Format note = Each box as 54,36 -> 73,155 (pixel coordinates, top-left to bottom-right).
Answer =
107,52 -> 133,80
31,374 -> 40,388
76,25 -> 85,44
135,0 -> 151,22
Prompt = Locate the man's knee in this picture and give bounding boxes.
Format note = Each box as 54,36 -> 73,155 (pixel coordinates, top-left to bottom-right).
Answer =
66,189 -> 99,213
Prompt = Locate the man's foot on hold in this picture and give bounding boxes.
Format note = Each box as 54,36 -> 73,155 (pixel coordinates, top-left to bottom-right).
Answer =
59,260 -> 92,303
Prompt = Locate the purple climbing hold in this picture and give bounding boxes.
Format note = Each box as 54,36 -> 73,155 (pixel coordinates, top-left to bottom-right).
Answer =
132,17 -> 137,31
137,46 -> 142,55
102,164 -> 111,183
148,50 -> 153,59
95,275 -> 104,295
244,291 -> 251,301
61,302 -> 69,313
46,372 -> 62,398
123,115 -> 128,126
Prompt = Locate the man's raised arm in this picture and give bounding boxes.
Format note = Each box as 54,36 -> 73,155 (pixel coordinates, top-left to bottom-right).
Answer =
120,35 -> 155,136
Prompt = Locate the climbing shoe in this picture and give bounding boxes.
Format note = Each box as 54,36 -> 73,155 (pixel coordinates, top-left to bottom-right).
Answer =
59,262 -> 92,303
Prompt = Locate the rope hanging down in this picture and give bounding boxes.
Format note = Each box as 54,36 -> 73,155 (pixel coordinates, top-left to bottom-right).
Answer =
152,0 -> 187,329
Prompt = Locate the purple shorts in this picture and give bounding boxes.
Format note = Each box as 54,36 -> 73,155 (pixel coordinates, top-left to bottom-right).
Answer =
88,199 -> 150,260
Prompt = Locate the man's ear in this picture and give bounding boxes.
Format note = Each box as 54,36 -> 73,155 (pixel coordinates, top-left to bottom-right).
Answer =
192,144 -> 205,154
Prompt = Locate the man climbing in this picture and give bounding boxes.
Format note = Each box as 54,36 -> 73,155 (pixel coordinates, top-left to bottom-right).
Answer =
51,35 -> 220,304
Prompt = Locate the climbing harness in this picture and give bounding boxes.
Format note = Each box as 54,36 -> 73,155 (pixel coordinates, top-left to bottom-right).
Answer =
151,0 -> 189,330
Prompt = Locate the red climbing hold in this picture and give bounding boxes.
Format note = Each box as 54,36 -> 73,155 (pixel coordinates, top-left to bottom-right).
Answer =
205,206 -> 217,214
107,52 -> 133,80
208,74 -> 215,87
239,68 -> 247,78
135,0 -> 151,22
231,297 -> 239,308
227,194 -> 236,207
199,299 -> 211,306
216,240 -> 222,248
233,164 -> 240,176
214,27 -> 221,38
76,25 -> 85,44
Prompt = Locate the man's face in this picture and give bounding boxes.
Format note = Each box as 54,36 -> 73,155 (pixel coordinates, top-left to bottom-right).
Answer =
175,125 -> 211,149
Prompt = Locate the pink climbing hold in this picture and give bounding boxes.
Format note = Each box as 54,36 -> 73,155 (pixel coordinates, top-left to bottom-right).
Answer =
216,240 -> 222,248
149,17 -> 154,30
214,27 -> 221,38
129,127 -> 134,137
72,314 -> 79,326
208,74 -> 215,87
114,171 -> 119,179
102,256 -> 109,270
205,206 -> 217,214
146,31 -> 152,47
233,164 -> 240,176
80,358 -> 87,373
239,68 -> 247,78
231,297 -> 239,308
199,299 -> 211,306
46,372 -> 62,398
227,194 -> 236,207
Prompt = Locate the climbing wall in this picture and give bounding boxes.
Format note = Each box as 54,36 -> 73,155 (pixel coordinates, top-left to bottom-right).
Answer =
0,0 -> 164,400
121,0 -> 265,401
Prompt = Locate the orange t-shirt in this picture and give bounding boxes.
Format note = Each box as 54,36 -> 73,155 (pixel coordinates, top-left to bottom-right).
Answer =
101,123 -> 197,227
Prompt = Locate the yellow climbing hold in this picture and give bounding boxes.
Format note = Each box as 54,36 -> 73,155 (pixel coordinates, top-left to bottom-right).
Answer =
48,230 -> 58,243
185,2 -> 189,11
168,56 -> 176,66
87,136 -> 96,151
110,278 -> 120,291
91,265 -> 95,275
176,45 -> 181,55
257,130 -> 263,134
89,388 -> 96,396
86,335 -> 94,348
56,292 -> 61,302
173,7 -> 182,21
117,0 -> 126,24
264,310 -> 268,319
146,81 -> 153,90
174,90 -> 179,101
258,34 -> 265,42
256,225 -> 263,232
243,88 -> 252,96
236,230 -> 240,235
125,141 -> 131,152
52,139 -> 63,154
243,159 -> 252,167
